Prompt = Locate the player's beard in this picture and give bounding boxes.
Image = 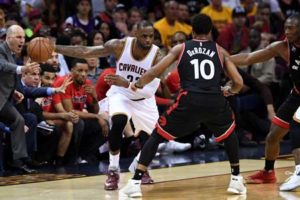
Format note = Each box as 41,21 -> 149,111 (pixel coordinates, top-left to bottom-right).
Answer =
136,40 -> 151,50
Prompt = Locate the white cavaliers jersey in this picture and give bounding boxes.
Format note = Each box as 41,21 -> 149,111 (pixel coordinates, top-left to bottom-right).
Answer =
106,37 -> 159,100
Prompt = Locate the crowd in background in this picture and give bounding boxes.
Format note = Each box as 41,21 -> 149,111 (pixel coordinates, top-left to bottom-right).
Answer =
0,0 -> 299,174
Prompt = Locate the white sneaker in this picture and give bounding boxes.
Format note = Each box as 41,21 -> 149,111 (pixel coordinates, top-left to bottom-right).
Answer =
280,165 -> 300,191
119,179 -> 142,198
227,175 -> 247,195
129,157 -> 138,174
157,142 -> 167,152
279,191 -> 300,200
161,141 -> 191,154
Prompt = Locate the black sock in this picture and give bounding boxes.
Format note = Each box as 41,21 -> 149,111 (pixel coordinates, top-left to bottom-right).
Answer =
231,165 -> 240,176
264,160 -> 275,171
55,155 -> 64,166
133,169 -> 145,180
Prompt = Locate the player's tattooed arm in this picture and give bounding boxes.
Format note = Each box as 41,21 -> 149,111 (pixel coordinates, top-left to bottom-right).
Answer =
55,39 -> 125,59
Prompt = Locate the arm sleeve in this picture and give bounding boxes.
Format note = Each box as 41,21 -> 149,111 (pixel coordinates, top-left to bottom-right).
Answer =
23,86 -> 50,98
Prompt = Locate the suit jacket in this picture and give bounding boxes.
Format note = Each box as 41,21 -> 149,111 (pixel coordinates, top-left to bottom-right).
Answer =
15,76 -> 50,114
0,42 -> 19,110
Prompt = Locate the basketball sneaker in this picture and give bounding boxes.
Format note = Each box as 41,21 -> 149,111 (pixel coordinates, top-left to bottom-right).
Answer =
119,179 -> 142,198
279,191 -> 300,200
160,140 -> 191,154
227,175 -> 247,195
142,170 -> 154,184
128,156 -> 154,184
104,168 -> 120,190
280,165 -> 300,191
246,170 -> 276,184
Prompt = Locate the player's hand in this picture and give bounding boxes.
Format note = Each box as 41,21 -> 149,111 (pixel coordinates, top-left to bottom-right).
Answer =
130,82 -> 138,91
63,111 -> 79,123
83,84 -> 97,99
22,58 -> 40,74
97,116 -> 109,137
104,74 -> 129,88
221,86 -> 237,97
55,76 -> 73,94
13,90 -> 24,104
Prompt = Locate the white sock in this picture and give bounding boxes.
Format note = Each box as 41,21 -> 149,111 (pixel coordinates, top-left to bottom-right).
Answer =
135,151 -> 141,161
109,152 -> 120,170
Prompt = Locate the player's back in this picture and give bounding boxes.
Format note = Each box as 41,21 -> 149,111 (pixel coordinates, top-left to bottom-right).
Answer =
178,39 -> 224,94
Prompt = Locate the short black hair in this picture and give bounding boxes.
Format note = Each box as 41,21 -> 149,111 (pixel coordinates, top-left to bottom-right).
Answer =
288,13 -> 300,24
40,63 -> 57,75
87,30 -> 105,45
191,14 -> 212,35
257,2 -> 270,10
70,58 -> 88,69
136,20 -> 153,30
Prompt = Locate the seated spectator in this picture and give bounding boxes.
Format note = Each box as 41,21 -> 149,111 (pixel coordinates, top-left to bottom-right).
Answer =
154,0 -> 191,49
246,28 -> 277,86
64,0 -> 99,34
86,57 -> 103,84
217,6 -> 249,54
54,58 -> 109,163
97,0 -> 118,25
38,64 -> 83,166
87,30 -> 110,69
177,3 -> 192,31
111,3 -> 129,38
241,0 -> 257,16
247,2 -> 284,39
127,7 -> 143,28
200,0 -> 232,33
45,51 -> 70,77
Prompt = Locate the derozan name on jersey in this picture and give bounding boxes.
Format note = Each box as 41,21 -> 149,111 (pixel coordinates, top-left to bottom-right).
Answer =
119,63 -> 147,75
187,47 -> 215,58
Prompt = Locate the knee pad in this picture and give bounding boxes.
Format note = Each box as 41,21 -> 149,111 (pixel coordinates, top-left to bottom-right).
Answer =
109,114 -> 128,151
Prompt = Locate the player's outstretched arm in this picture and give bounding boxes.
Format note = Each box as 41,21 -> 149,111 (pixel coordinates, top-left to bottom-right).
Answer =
134,44 -> 182,89
221,48 -> 243,96
230,41 -> 283,66
55,39 -> 122,59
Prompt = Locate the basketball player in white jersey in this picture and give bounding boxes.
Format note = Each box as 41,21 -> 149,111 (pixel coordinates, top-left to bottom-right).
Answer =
55,20 -> 163,190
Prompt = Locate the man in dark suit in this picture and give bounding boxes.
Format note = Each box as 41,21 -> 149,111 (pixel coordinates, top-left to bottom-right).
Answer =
0,25 -> 39,173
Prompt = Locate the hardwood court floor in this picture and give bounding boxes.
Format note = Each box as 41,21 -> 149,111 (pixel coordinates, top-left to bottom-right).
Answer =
0,159 -> 299,200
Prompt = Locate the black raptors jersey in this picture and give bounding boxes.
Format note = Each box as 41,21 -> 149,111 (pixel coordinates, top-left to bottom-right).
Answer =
178,40 -> 224,94
288,42 -> 300,91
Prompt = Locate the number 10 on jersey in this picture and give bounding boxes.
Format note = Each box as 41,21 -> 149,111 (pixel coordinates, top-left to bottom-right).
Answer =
190,59 -> 215,80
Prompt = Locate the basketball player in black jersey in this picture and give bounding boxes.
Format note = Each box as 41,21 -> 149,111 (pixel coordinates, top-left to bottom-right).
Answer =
119,14 -> 246,198
230,13 -> 300,191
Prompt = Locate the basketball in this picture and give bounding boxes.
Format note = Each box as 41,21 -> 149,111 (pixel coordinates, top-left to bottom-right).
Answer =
27,37 -> 54,63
